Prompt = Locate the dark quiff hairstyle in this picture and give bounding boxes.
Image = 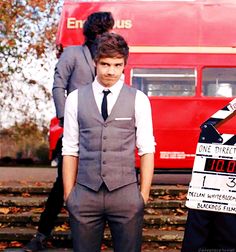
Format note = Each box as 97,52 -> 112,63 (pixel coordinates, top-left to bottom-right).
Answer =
83,12 -> 114,42
94,32 -> 129,65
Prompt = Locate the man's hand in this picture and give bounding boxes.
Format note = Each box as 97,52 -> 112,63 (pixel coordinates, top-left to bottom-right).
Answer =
140,153 -> 154,206
141,191 -> 149,205
64,189 -> 72,202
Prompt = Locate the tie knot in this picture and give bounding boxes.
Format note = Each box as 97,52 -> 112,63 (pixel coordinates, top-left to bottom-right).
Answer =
103,90 -> 111,96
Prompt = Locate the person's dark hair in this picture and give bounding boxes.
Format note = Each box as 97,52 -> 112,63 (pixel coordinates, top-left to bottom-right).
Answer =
94,32 -> 129,64
56,44 -> 64,59
83,12 -> 114,43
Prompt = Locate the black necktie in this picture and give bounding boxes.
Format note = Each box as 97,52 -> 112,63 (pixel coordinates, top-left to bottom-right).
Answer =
101,90 -> 111,120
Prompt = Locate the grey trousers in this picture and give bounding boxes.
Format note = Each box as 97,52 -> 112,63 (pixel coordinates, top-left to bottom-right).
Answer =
66,182 -> 145,252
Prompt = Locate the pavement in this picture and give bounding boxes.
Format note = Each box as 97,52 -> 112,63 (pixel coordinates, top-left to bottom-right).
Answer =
0,166 -> 192,185
0,166 -> 191,185
0,167 -> 57,183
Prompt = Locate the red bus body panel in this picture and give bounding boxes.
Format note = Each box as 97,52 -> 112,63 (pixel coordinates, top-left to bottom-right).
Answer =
57,1 -> 236,47
50,0 -> 236,169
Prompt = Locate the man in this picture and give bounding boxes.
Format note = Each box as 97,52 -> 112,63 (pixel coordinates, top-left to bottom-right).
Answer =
63,32 -> 155,252
181,209 -> 236,251
24,12 -> 114,251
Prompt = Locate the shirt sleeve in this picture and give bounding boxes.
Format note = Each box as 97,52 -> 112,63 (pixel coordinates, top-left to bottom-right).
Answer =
135,90 -> 156,156
62,89 -> 79,156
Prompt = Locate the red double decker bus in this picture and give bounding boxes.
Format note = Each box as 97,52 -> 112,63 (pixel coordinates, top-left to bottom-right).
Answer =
49,0 -> 236,171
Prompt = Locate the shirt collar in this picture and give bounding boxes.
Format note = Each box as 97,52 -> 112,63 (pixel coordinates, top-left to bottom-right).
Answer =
93,76 -> 123,95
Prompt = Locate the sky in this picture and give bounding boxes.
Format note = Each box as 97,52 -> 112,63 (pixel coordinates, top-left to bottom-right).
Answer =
0,51 -> 57,129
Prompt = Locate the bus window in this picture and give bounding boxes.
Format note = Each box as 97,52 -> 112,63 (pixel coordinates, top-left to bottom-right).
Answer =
202,68 -> 236,97
131,68 -> 196,97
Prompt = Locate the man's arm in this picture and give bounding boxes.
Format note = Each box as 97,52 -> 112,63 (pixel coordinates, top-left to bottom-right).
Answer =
63,155 -> 78,201
135,90 -> 155,204
139,153 -> 154,204
62,90 -> 79,201
52,47 -> 76,120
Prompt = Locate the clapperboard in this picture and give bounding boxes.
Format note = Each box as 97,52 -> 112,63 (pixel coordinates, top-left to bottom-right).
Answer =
186,98 -> 236,214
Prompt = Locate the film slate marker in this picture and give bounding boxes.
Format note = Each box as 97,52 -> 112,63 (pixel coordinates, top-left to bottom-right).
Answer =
186,98 -> 236,214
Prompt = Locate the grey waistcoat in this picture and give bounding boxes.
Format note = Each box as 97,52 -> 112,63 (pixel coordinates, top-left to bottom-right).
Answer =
77,84 -> 137,191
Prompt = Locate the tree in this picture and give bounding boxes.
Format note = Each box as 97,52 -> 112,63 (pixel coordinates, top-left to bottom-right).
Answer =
0,120 -> 49,161
0,0 -> 62,128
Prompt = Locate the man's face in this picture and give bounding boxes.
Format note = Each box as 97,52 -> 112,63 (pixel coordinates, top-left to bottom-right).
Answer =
96,57 -> 125,88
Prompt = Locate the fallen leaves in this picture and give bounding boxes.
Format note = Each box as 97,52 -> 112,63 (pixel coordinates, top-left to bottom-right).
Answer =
175,208 -> 186,215
177,226 -> 185,231
34,182 -> 44,186
158,192 -> 187,201
0,223 -> 8,228
176,192 -> 187,200
159,246 -> 168,249
8,241 -> 23,248
0,207 -> 21,214
22,192 -> 31,197
0,208 -> 10,215
19,180 -> 29,186
159,195 -> 172,200
54,223 -> 70,232
0,242 -> 8,250
0,241 -> 24,250
30,207 -> 45,213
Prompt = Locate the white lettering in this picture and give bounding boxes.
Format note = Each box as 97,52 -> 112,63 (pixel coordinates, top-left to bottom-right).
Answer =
67,18 -> 84,29
114,20 -> 132,29
67,18 -> 132,30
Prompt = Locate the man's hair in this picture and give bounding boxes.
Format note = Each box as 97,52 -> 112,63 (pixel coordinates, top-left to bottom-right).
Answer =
94,32 -> 129,64
83,12 -> 114,42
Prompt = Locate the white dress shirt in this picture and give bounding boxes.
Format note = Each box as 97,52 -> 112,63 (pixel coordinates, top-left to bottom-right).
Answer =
62,77 -> 155,157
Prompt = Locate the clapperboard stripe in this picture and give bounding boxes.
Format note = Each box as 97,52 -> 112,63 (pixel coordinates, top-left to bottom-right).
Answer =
202,98 -> 236,128
223,135 -> 236,145
211,110 -> 232,119
221,134 -> 235,144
